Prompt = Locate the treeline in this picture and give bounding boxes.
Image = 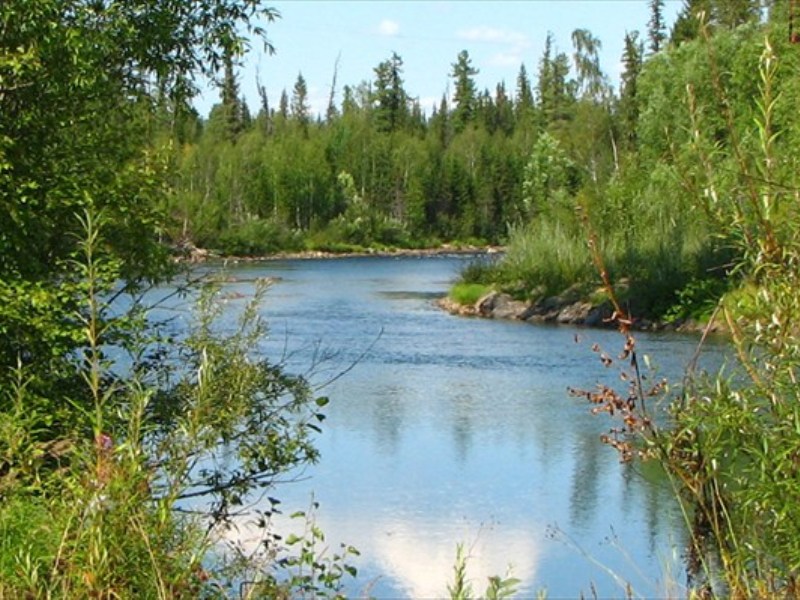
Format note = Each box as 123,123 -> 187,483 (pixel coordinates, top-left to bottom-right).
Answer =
171,44 -> 558,252
168,0 -> 783,319
167,1 -> 685,253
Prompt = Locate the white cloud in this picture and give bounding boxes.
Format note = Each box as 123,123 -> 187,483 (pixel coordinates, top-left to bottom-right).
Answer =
457,26 -> 531,69
378,19 -> 400,36
457,26 -> 529,47
223,512 -> 541,599
488,52 -> 524,67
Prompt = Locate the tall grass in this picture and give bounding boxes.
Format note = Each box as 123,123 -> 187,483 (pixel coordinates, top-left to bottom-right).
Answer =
494,220 -> 594,299
489,209 -> 722,318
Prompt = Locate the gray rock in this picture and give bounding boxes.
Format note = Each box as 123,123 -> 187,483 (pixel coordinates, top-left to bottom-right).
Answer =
476,291 -> 528,319
556,302 -> 593,324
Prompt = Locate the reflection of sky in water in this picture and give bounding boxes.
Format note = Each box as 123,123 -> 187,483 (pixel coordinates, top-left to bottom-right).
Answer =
171,256 -> 724,598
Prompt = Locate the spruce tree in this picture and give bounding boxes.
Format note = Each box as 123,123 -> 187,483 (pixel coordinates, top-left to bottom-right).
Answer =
373,52 -> 408,133
291,73 -> 310,132
515,63 -> 535,123
647,0 -> 667,53
619,30 -> 643,148
451,50 -> 479,133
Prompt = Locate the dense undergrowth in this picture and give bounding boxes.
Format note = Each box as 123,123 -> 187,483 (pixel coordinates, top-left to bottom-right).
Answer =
569,23 -> 800,597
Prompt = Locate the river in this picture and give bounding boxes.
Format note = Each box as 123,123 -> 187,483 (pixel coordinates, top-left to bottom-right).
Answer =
182,254 -> 723,598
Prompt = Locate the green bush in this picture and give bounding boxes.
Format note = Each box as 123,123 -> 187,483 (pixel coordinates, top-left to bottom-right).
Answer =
217,219 -> 303,256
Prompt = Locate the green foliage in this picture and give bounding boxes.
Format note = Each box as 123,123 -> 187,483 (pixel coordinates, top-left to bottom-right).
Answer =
0,212 -> 340,596
521,132 -> 574,220
664,277 -> 728,322
449,283 -> 492,306
497,220 -> 593,300
577,25 -> 800,597
313,170 -> 410,248
0,3 -> 364,597
218,218 -> 304,255
451,50 -> 480,133
448,544 -> 520,600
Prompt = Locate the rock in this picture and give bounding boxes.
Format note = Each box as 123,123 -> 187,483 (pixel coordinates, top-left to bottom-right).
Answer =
437,283 -> 724,334
476,291 -> 528,319
475,291 -> 500,316
556,301 -> 594,324
437,297 -> 478,317
584,304 -> 613,327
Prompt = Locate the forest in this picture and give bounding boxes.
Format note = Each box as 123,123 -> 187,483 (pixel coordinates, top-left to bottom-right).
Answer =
169,0 -> 789,320
3,0 -> 800,597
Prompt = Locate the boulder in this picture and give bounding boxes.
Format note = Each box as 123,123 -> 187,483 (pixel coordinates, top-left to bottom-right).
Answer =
556,301 -> 594,324
476,291 -> 528,319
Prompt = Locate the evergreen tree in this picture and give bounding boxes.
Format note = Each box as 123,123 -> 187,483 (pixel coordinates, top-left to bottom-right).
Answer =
278,89 -> 289,120
494,82 -> 515,136
408,98 -> 427,135
713,0 -> 760,29
431,94 -> 451,147
256,79 -> 272,135
451,50 -> 479,133
647,0 -> 667,53
619,31 -> 644,148
341,85 -> 358,116
671,0 -> 712,44
515,63 -> 535,123
373,52 -> 408,133
538,33 -> 575,127
220,52 -> 245,140
291,72 -> 310,132
537,33 -> 554,118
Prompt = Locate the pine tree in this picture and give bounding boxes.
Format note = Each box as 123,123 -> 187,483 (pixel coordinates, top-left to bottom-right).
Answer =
373,52 -> 408,133
291,72 -> 310,132
538,33 -> 575,127
494,81 -> 514,136
515,63 -> 535,123
671,0 -> 712,44
647,0 -> 667,53
713,0 -> 760,29
278,89 -> 289,121
341,85 -> 358,116
220,52 -> 244,140
619,30 -> 643,148
451,50 -> 479,133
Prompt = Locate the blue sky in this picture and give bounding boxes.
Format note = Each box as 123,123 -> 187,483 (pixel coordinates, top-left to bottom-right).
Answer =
193,1 -> 683,118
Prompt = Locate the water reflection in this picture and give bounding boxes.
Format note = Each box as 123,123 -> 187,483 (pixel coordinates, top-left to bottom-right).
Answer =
196,256 -> 722,597
569,434 -> 603,533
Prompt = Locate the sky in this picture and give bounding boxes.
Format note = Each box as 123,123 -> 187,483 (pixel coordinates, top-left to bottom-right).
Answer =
192,1 -> 683,119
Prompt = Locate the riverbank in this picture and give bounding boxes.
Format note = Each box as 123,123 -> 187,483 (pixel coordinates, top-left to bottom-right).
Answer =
177,242 -> 504,263
437,289 -> 724,334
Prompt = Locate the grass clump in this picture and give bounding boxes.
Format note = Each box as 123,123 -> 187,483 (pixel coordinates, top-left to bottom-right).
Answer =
449,283 -> 492,306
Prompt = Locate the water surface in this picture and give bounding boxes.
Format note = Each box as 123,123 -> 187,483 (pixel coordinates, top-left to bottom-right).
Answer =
192,255 -> 723,598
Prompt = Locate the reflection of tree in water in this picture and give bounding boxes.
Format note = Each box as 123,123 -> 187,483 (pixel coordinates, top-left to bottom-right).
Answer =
531,385 -> 583,473
621,459 -> 686,557
568,432 -> 602,532
450,391 -> 476,464
372,389 -> 406,454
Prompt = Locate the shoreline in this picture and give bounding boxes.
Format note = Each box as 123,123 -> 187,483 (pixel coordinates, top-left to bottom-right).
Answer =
180,243 -> 723,335
437,290 -> 725,335
177,244 -> 504,263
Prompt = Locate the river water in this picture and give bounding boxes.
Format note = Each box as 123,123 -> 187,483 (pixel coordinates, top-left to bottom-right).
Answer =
184,255 -> 723,598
